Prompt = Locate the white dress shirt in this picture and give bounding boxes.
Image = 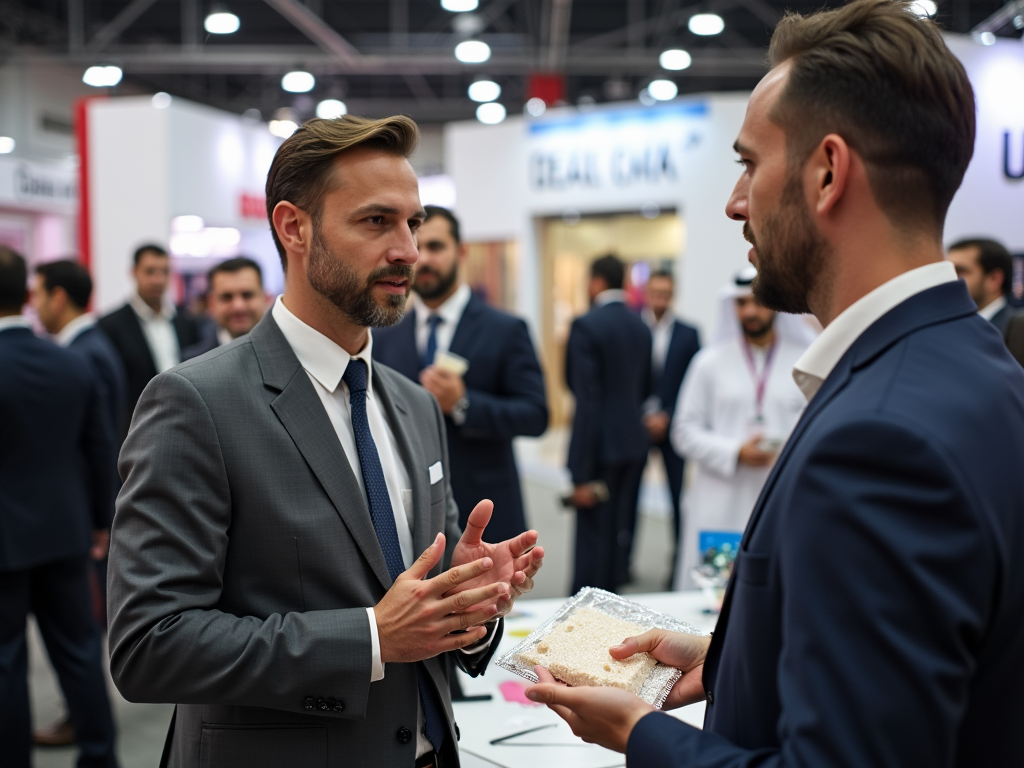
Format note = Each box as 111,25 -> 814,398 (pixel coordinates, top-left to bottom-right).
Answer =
55,313 -> 97,347
978,295 -> 1007,322
413,283 -> 472,360
0,315 -> 30,333
792,261 -> 958,401
216,326 -> 234,347
129,293 -> 180,373
643,307 -> 676,376
594,288 -> 627,307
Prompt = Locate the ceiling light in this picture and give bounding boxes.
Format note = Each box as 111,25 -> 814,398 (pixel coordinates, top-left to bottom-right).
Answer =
648,79 -> 679,101
171,215 -> 205,233
281,71 -> 315,93
151,92 -> 172,109
476,102 -> 506,124
455,40 -> 491,63
269,119 -> 298,138
316,99 -> 347,119
1013,14 -> 1023,29
82,65 -> 123,88
0,137 -> 14,154
978,31 -> 997,45
525,97 -> 546,116
204,11 -> 240,34
688,13 -> 724,35
659,48 -> 692,70
468,80 -> 501,102
442,0 -> 478,10
908,0 -> 937,17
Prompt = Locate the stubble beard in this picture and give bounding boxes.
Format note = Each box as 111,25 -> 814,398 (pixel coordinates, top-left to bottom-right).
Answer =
413,260 -> 459,301
745,172 -> 831,316
306,227 -> 411,328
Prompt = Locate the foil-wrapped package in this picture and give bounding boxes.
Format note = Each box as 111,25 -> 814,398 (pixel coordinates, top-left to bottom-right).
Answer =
495,587 -> 705,709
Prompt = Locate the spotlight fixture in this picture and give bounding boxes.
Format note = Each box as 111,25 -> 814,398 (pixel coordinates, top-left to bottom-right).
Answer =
908,0 -> 937,17
204,11 -> 240,34
476,102 -> 506,124
659,48 -> 692,71
688,13 -> 724,35
648,79 -> 679,101
442,0 -> 478,10
468,80 -> 501,102
281,71 -> 315,93
316,99 -> 347,119
525,97 -> 546,116
83,65 -> 123,87
455,40 -> 491,63
269,119 -> 298,138
151,92 -> 172,109
0,137 -> 14,154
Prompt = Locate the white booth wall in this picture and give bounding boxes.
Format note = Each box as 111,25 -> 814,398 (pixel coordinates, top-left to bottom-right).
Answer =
446,33 -> 1024,340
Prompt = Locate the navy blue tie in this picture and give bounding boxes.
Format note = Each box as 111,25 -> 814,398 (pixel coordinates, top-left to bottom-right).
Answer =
421,314 -> 443,370
341,358 -> 446,753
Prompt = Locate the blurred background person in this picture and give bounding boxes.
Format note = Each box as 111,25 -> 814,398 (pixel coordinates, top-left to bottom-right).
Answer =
0,247 -> 119,768
30,259 -> 126,747
182,257 -> 270,361
1005,312 -> 1024,368
374,205 -> 548,543
97,244 -> 202,436
566,254 -> 652,593
946,238 -> 1017,334
671,267 -> 813,590
641,270 -> 701,588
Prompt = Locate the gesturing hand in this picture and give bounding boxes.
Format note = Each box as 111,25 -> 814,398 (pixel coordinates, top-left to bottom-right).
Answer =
375,533 -> 510,665
448,500 -> 545,617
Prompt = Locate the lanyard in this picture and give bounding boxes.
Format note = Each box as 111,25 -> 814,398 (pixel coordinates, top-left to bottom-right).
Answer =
742,340 -> 777,420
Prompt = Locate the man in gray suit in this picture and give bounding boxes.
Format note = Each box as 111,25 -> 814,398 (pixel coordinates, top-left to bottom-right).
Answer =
107,115 -> 544,768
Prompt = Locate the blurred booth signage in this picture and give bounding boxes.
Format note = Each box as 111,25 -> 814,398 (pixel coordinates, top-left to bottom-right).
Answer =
239,192 -> 267,220
0,158 -> 77,211
1006,130 -> 1023,181
527,102 -> 707,192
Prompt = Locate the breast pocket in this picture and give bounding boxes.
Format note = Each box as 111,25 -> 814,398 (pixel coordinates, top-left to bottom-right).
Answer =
737,551 -> 771,587
200,724 -> 326,768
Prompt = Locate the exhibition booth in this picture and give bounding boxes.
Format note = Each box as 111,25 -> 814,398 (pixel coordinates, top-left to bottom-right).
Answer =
0,156 -> 78,271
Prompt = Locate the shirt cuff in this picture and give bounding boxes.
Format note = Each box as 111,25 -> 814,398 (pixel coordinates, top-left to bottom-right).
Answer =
366,607 -> 385,682
460,620 -> 498,655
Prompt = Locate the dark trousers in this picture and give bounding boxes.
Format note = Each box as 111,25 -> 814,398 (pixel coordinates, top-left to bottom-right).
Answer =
654,440 -> 686,586
572,461 -> 645,594
0,556 -> 118,768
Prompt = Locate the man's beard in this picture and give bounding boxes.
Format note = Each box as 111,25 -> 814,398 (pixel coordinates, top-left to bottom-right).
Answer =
745,172 -> 830,315
413,261 -> 459,301
742,314 -> 775,340
307,228 -> 411,328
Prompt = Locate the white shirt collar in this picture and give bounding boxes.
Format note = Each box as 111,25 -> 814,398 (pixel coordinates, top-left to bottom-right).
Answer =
0,315 -> 30,333
978,294 -> 1007,321
55,313 -> 96,347
271,295 -> 375,396
594,289 -> 627,307
217,326 -> 234,347
414,282 -> 472,329
642,306 -> 675,330
129,292 -> 176,321
792,261 -> 957,401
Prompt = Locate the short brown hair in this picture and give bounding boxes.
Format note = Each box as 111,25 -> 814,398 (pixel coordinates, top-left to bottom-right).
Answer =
265,115 -> 419,269
768,0 -> 975,235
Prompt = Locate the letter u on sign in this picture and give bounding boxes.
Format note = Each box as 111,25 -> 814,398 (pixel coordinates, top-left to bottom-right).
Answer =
1004,131 -> 1024,181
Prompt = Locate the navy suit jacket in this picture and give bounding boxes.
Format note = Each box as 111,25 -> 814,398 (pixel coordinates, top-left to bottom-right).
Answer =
628,280 -> 1024,767
372,296 -> 548,543
181,323 -> 221,361
654,319 -> 701,421
989,301 -> 1017,336
70,325 -> 128,441
566,301 -> 652,483
0,327 -> 117,571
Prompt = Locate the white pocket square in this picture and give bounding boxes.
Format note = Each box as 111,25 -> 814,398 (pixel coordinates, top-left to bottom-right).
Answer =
429,461 -> 443,485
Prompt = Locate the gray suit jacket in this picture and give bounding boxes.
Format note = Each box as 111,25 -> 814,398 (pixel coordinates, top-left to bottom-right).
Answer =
107,312 -> 499,768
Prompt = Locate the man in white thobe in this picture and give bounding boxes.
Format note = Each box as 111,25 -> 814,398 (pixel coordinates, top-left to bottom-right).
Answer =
670,267 -> 815,589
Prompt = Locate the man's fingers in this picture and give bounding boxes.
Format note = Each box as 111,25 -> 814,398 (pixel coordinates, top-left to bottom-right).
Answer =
460,500 -> 493,547
402,533 -> 445,581
609,628 -> 666,660
437,555 -> 494,595
441,581 -> 507,613
506,529 -> 539,558
441,605 -> 500,632
435,624 -> 489,653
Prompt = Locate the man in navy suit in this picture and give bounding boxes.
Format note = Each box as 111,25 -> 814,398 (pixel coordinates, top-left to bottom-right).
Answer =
566,255 -> 652,593
525,2 -> 1024,766
373,206 -> 547,544
946,238 -> 1018,334
0,248 -> 119,767
181,257 -> 270,361
641,270 -> 700,585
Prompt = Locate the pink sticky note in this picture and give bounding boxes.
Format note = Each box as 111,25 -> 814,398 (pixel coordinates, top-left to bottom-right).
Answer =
499,680 -> 541,706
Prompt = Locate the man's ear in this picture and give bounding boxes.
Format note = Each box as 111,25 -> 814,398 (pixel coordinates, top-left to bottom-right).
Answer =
811,133 -> 851,219
272,201 -> 311,267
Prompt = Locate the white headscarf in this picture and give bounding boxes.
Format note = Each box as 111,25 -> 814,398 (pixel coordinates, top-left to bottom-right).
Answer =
713,265 -> 820,346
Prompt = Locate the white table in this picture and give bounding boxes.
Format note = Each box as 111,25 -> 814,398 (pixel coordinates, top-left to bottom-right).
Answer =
455,591 -> 718,768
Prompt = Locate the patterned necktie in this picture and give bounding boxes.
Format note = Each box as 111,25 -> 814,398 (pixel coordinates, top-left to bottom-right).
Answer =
422,314 -> 444,370
341,358 -> 446,753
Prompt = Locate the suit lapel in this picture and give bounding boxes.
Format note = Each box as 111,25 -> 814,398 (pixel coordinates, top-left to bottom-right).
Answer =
448,295 -> 483,360
123,306 -> 159,377
394,310 -> 420,379
251,314 -> 392,591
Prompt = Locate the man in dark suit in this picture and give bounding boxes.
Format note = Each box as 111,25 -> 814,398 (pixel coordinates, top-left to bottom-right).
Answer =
181,257 -> 270,360
373,206 -> 548,544
526,3 -> 1024,766
566,255 -> 652,593
1004,309 -> 1024,368
640,270 -> 700,585
946,237 -> 1018,334
97,243 -> 201,435
0,248 -> 119,768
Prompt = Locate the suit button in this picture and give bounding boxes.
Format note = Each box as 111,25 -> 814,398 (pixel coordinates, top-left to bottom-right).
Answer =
332,700 -> 344,713
397,727 -> 413,744
303,697 -> 316,711
706,690 -> 714,705
317,697 -> 329,712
